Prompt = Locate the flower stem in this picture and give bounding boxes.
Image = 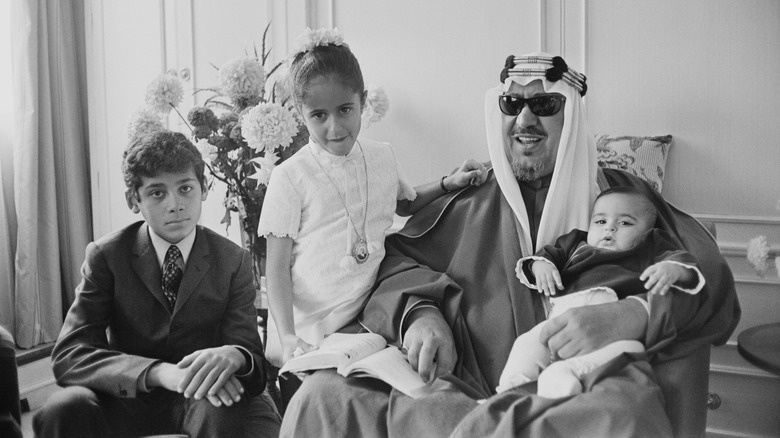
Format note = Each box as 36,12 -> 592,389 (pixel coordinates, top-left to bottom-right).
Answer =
170,102 -> 193,135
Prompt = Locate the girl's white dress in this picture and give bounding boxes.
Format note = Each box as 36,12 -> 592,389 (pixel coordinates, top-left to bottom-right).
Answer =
258,138 -> 416,365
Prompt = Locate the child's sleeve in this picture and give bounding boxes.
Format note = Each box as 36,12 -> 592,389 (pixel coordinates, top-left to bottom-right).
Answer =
652,230 -> 706,295
387,144 -> 416,201
257,166 -> 301,239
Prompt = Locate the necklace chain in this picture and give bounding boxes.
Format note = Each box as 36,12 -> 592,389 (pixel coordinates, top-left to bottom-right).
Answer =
309,141 -> 370,263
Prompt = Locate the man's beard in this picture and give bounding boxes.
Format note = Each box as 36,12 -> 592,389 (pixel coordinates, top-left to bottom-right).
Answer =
509,157 -> 545,182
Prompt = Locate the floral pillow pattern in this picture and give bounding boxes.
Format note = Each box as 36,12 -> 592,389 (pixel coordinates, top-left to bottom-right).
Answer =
596,134 -> 673,192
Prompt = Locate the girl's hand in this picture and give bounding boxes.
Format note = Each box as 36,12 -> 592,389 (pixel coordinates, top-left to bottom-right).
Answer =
281,335 -> 317,364
443,159 -> 488,190
531,260 -> 563,296
640,261 -> 690,295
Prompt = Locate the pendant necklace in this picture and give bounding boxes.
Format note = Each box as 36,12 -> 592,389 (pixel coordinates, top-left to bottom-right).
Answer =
310,141 -> 370,264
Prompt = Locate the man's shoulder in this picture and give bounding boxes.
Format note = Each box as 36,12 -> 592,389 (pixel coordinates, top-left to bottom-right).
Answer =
396,167 -> 499,238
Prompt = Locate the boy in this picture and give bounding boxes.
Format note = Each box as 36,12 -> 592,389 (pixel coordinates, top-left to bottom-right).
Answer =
33,131 -> 280,437
497,187 -> 704,398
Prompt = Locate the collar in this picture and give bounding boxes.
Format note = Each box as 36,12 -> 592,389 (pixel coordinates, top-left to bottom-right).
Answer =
309,140 -> 364,166
148,226 -> 197,268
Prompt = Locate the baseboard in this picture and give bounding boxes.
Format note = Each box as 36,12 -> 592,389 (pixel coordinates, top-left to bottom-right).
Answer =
15,342 -> 54,366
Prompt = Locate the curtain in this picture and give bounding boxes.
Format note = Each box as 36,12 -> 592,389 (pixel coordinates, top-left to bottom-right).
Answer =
4,0 -> 92,348
0,3 -> 16,339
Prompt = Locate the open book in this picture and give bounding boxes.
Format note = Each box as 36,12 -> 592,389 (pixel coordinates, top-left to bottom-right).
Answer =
279,332 -> 428,399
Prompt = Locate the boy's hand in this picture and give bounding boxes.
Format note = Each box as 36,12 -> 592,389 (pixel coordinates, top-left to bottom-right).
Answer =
443,159 -> 488,190
281,334 -> 317,364
532,260 -> 563,296
176,346 -> 245,402
204,376 -> 244,408
640,261 -> 691,295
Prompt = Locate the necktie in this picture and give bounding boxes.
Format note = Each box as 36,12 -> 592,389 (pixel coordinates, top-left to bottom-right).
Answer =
162,245 -> 183,310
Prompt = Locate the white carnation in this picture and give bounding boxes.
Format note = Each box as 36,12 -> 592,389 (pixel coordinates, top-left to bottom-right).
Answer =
293,28 -> 345,55
747,235 -> 770,277
195,138 -> 218,161
240,103 -> 299,152
144,73 -> 184,114
219,56 -> 265,105
127,106 -> 166,140
362,85 -> 390,128
249,151 -> 280,186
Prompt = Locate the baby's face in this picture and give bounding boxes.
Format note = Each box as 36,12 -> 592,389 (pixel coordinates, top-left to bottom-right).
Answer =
586,193 -> 654,251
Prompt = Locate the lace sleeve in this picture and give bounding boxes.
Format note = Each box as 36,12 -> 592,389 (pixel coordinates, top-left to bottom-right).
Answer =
257,167 -> 301,239
388,144 -> 417,201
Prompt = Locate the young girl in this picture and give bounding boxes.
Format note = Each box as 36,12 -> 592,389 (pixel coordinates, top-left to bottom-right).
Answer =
258,28 -> 487,367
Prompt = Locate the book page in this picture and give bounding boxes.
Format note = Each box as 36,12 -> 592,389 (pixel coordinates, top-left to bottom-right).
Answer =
280,332 -> 386,374
339,346 -> 429,399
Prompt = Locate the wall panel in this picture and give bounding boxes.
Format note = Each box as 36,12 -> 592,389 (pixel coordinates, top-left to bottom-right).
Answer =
585,0 -> 780,216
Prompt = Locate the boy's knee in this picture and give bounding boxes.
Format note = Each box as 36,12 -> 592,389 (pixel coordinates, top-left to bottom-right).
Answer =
37,386 -> 100,418
34,386 -> 106,436
184,392 -> 280,437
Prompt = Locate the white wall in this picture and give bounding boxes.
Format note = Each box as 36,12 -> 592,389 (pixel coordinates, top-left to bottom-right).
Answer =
328,0 -> 780,218
585,0 -> 780,217
87,0 -> 780,239
331,0 -> 540,185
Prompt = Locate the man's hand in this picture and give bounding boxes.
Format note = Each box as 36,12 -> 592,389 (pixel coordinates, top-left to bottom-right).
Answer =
402,307 -> 456,383
176,346 -> 246,402
531,260 -> 563,296
539,300 -> 647,359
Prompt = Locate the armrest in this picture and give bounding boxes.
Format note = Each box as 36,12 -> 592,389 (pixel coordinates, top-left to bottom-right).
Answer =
652,345 -> 711,438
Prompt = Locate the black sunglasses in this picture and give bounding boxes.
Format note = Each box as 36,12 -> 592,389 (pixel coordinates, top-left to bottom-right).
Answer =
498,94 -> 565,117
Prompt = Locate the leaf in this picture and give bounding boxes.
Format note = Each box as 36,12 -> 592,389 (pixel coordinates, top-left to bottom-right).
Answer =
220,207 -> 233,228
267,61 -> 284,78
193,87 -> 222,96
261,21 -> 272,65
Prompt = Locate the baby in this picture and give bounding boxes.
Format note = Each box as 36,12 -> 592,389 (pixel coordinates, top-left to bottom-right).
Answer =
497,186 -> 705,398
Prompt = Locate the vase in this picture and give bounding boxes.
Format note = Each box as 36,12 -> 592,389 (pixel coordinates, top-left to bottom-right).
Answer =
236,197 -> 267,307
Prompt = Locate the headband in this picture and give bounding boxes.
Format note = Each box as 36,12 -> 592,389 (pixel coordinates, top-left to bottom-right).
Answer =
292,28 -> 347,58
500,55 -> 587,96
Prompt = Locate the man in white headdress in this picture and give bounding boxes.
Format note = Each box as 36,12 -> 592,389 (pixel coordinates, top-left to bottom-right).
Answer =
280,54 -> 739,438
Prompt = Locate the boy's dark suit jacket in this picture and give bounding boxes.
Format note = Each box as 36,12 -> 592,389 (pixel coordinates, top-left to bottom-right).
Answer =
51,221 -> 266,399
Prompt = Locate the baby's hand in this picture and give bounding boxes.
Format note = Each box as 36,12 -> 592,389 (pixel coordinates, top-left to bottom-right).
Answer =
444,159 -> 488,190
640,261 -> 689,295
531,260 -> 563,296
281,335 -> 317,364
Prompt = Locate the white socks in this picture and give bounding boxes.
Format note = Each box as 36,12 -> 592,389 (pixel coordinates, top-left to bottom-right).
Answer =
536,340 -> 645,398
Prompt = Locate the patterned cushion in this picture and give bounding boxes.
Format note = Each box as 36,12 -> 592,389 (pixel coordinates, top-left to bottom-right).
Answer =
596,134 -> 673,192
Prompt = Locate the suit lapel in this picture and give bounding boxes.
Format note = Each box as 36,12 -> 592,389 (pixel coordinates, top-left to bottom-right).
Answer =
173,227 -> 210,313
131,223 -> 171,311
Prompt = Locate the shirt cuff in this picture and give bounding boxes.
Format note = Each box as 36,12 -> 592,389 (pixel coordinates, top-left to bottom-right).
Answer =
399,301 -> 439,345
662,261 -> 706,295
625,295 -> 651,317
515,256 -> 555,290
232,345 -> 255,377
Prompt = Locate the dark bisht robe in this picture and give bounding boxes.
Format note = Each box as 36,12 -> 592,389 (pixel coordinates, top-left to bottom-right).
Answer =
280,168 -> 740,438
